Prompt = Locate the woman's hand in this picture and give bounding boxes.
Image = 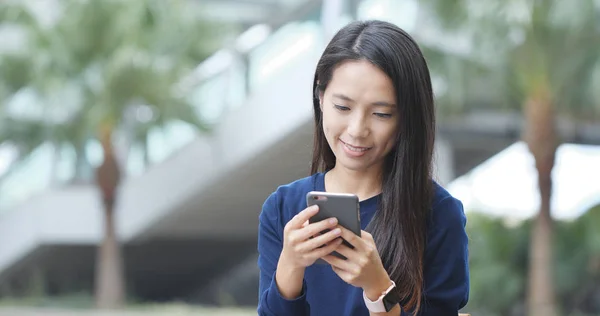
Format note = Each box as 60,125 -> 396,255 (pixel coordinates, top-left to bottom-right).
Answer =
322,227 -> 393,300
276,205 -> 343,299
280,205 -> 344,269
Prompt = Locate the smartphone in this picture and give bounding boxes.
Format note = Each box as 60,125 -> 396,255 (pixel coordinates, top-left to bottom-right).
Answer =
306,191 -> 361,263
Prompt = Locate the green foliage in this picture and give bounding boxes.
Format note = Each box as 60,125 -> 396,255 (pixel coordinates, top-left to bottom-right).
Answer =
0,0 -> 230,179
420,0 -> 600,119
418,3 -> 600,314
465,213 -> 530,315
0,54 -> 33,92
465,205 -> 600,315
555,205 -> 600,313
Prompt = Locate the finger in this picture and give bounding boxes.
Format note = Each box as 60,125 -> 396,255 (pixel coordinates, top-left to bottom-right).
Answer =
361,230 -> 374,242
337,225 -> 364,250
288,205 -> 319,229
298,227 -> 341,252
298,217 -> 338,240
322,255 -> 335,265
322,254 -> 355,271
331,264 -> 353,283
359,231 -> 380,259
333,243 -> 358,261
302,220 -> 309,228
307,237 -> 343,259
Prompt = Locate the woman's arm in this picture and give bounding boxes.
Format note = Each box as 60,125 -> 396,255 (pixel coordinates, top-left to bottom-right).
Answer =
257,193 -> 310,316
418,196 -> 470,315
258,192 -> 342,316
370,305 -> 402,316
275,255 -> 306,299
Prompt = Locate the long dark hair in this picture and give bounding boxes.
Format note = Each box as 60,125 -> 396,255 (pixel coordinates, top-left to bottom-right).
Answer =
310,20 -> 435,314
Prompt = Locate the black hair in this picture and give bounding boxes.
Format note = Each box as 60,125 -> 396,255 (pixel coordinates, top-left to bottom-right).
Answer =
310,20 -> 435,314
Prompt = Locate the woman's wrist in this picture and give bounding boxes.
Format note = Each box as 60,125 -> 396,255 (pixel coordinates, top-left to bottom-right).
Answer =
275,253 -> 306,299
363,271 -> 393,301
278,250 -> 305,272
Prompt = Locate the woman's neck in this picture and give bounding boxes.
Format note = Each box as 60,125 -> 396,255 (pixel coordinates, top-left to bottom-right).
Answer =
325,166 -> 383,201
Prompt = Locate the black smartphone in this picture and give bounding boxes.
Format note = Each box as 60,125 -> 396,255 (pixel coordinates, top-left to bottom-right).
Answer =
306,191 -> 361,263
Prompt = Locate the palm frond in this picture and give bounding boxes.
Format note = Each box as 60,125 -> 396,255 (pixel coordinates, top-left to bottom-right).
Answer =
419,0 -> 470,30
0,117 -> 48,157
0,54 -> 33,93
0,2 -> 38,27
420,0 -> 600,120
1,0 -> 229,178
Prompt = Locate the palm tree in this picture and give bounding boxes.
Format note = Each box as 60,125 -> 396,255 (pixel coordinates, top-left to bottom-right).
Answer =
419,1 -> 600,315
0,0 -> 228,308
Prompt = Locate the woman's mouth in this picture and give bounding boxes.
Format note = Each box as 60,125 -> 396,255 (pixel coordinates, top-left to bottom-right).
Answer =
340,139 -> 371,157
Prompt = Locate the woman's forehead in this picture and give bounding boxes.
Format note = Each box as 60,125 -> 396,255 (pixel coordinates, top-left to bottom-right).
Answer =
327,60 -> 396,104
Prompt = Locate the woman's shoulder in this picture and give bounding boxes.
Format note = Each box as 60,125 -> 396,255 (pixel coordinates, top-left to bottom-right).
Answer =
430,181 -> 467,227
260,173 -> 321,223
273,173 -> 320,198
266,173 -> 319,205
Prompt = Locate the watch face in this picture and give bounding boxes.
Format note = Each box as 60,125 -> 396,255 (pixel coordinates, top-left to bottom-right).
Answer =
382,288 -> 401,312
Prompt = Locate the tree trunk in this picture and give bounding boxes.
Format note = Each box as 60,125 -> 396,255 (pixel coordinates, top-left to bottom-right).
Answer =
524,94 -> 558,316
94,129 -> 125,309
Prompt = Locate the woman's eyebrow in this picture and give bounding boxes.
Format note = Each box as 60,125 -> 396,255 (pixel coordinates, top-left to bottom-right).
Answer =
371,101 -> 396,107
332,93 -> 355,102
332,93 -> 395,107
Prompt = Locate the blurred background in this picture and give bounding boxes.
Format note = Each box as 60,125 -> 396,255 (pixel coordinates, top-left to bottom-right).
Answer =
0,0 -> 599,315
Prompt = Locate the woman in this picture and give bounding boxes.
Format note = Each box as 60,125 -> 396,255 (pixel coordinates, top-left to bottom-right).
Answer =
257,20 -> 469,316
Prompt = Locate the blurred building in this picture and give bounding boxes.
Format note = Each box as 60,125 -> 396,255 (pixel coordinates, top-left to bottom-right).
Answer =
0,0 -> 599,308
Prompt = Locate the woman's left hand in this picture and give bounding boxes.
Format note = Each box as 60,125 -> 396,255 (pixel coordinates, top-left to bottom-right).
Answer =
322,227 -> 393,299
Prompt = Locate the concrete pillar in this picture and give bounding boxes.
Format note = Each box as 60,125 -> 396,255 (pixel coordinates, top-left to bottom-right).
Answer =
27,265 -> 46,297
347,0 -> 361,20
320,0 -> 345,42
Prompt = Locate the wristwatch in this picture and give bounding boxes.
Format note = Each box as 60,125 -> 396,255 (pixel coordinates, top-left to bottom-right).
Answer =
362,280 -> 401,313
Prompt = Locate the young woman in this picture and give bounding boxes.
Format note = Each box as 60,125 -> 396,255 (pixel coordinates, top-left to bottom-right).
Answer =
257,20 -> 469,316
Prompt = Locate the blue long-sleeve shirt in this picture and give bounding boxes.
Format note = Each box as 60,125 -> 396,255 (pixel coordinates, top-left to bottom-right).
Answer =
257,172 -> 469,316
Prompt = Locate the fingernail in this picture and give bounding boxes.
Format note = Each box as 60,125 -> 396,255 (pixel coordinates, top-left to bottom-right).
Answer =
333,228 -> 341,235
329,218 -> 337,225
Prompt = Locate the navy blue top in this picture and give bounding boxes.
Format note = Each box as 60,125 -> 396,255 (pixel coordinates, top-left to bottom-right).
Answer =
257,172 -> 469,316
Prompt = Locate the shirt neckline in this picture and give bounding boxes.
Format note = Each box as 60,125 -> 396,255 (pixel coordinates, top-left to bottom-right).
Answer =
314,171 -> 380,212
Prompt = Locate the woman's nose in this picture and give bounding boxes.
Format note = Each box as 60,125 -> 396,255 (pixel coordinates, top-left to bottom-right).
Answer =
347,114 -> 369,138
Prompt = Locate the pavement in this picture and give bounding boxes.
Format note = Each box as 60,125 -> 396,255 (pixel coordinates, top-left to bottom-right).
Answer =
0,306 -> 257,316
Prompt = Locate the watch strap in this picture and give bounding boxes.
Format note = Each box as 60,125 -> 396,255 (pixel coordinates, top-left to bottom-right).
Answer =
362,280 -> 398,313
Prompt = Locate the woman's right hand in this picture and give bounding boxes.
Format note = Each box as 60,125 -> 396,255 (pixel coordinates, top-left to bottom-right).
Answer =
280,205 -> 343,269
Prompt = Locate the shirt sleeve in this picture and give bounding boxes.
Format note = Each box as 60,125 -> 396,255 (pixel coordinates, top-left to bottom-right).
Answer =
418,196 -> 470,316
257,192 -> 310,316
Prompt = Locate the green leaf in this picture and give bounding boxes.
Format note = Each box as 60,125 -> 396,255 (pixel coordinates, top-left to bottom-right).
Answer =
1,0 -> 227,177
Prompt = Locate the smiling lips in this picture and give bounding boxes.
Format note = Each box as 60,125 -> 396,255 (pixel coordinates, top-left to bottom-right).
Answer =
339,139 -> 371,157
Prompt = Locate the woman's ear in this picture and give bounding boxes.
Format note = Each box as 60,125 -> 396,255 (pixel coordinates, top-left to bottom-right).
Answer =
315,80 -> 325,111
319,91 -> 324,111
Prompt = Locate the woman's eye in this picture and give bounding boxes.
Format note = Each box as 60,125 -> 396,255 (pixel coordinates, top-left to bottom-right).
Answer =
334,104 -> 350,111
374,113 -> 392,118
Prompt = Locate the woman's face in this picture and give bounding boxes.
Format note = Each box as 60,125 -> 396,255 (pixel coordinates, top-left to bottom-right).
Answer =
320,60 -> 398,173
